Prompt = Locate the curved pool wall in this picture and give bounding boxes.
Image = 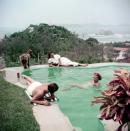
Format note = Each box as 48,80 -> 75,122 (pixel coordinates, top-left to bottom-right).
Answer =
23,63 -> 130,131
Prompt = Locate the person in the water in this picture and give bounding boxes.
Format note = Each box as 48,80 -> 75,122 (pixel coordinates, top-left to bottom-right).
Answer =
92,73 -> 102,87
62,73 -> 102,91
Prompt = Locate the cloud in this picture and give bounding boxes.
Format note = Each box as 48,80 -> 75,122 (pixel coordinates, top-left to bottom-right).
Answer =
0,0 -> 130,28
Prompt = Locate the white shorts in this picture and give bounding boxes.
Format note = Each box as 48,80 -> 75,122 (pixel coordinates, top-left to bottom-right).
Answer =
27,81 -> 42,96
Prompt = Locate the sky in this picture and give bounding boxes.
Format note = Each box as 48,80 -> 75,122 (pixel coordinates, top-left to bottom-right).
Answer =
0,0 -> 130,29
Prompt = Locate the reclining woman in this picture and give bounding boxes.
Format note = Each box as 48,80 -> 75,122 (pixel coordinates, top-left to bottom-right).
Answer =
23,75 -> 59,105
48,52 -> 88,67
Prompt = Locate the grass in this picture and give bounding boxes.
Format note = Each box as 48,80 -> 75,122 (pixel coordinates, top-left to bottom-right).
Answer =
0,74 -> 40,131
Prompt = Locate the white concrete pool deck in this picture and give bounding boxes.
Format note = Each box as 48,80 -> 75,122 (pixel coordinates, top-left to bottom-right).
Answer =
1,62 -> 130,131
2,66 -> 75,131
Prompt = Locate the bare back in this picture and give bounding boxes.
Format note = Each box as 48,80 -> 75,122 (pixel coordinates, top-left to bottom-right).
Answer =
32,84 -> 48,98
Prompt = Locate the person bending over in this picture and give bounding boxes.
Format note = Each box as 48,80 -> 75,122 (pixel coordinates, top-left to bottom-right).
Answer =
23,75 -> 59,105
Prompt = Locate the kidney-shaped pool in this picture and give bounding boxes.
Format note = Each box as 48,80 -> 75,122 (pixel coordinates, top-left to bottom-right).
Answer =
23,64 -> 130,131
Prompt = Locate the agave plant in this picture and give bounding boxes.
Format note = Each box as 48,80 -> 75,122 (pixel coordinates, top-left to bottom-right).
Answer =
92,69 -> 130,131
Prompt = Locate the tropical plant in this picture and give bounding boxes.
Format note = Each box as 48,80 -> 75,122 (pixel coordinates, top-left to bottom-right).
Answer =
92,69 -> 130,131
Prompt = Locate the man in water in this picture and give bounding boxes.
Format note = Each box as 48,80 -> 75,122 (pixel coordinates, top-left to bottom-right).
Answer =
62,73 -> 102,91
92,73 -> 102,87
23,75 -> 59,105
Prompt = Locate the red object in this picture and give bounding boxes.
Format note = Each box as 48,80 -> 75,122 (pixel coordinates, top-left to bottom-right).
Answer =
17,73 -> 20,78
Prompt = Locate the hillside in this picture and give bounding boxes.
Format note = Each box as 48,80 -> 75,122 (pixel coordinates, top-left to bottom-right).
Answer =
0,23 -> 102,67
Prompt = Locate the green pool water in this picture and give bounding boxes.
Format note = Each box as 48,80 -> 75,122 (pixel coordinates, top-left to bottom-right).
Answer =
23,65 -> 130,131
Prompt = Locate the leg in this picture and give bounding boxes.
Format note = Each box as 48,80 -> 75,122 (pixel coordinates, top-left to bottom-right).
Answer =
21,59 -> 27,69
22,75 -> 35,85
78,64 -> 88,67
27,58 -> 30,68
32,92 -> 50,106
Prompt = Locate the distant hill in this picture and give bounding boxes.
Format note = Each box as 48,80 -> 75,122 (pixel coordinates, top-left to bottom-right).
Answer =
62,24 -> 130,42
62,24 -> 130,34
1,23 -> 130,44
1,23 -> 129,67
0,23 -> 102,66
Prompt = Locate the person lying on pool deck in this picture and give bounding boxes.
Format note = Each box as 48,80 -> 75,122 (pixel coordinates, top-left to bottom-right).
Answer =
23,75 -> 59,105
48,52 -> 88,67
62,73 -> 102,91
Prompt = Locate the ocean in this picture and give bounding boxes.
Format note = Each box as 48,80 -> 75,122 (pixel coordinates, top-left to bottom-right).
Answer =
63,24 -> 130,43
79,33 -> 130,43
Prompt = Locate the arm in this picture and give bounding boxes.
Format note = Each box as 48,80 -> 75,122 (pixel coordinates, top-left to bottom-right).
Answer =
44,93 -> 56,101
71,82 -> 92,90
49,63 -> 54,67
58,58 -> 61,66
62,84 -> 85,91
49,93 -> 59,101
49,63 -> 59,67
49,93 -> 55,100
32,99 -> 50,105
32,92 -> 50,106
78,63 -> 88,67
71,84 -> 86,89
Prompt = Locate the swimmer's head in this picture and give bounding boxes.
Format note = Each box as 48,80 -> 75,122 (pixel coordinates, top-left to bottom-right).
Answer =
94,73 -> 102,81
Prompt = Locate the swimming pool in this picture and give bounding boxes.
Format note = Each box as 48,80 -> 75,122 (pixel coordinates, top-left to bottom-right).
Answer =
23,64 -> 130,131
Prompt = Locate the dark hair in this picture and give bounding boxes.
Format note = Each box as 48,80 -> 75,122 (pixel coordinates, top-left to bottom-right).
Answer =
48,52 -> 54,59
27,49 -> 33,56
48,53 -> 51,59
48,83 -> 59,93
94,73 -> 102,80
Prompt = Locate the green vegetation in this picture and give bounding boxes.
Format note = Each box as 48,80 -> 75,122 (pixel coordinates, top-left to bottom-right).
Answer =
0,23 -> 103,67
0,74 -> 39,131
0,23 -> 129,67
